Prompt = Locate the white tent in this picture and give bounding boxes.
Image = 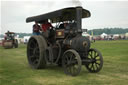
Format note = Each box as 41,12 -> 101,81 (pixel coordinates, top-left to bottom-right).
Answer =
113,34 -> 119,37
82,32 -> 90,37
100,33 -> 107,38
23,36 -> 31,44
125,33 -> 128,38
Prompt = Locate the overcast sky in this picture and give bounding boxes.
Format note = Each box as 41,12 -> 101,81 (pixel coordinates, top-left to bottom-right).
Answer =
1,0 -> 128,34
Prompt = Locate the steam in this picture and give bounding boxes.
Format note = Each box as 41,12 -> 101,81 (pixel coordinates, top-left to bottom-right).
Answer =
71,0 -> 82,6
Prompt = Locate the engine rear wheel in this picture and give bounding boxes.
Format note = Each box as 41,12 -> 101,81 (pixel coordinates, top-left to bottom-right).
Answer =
85,48 -> 103,73
62,49 -> 82,76
27,35 -> 47,69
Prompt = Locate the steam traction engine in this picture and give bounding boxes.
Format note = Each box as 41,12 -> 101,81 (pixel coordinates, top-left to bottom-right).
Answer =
26,6 -> 103,76
2,31 -> 18,49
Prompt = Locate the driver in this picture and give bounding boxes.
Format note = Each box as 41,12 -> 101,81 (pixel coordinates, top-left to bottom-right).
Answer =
41,19 -> 53,38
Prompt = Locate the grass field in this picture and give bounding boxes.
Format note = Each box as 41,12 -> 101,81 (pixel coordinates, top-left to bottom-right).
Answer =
0,40 -> 128,85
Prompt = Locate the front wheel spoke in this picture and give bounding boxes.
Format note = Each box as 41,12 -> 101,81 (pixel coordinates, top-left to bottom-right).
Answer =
92,51 -> 94,58
95,63 -> 99,69
88,52 -> 91,57
95,62 -> 100,66
90,52 -> 93,58
92,64 -> 95,70
93,51 -> 95,58
94,63 -> 97,70
94,54 -> 99,58
90,63 -> 95,70
96,59 -> 101,61
94,51 -> 96,57
90,63 -> 93,69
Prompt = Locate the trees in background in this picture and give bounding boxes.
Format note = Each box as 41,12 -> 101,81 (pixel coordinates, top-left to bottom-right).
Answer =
15,33 -> 32,38
0,33 -> 32,38
0,28 -> 128,38
87,28 -> 128,35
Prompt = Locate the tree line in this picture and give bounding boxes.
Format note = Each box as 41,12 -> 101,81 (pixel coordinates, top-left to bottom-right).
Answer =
0,33 -> 32,38
0,28 -> 128,38
87,28 -> 128,35
15,33 -> 32,38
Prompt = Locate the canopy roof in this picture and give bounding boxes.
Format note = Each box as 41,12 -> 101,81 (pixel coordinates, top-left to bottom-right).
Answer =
26,6 -> 91,23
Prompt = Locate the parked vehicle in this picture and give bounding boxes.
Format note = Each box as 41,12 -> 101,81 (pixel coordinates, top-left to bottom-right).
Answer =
2,31 -> 18,49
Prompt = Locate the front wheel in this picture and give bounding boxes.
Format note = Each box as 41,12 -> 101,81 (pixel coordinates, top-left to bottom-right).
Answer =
62,49 -> 82,76
85,48 -> 103,73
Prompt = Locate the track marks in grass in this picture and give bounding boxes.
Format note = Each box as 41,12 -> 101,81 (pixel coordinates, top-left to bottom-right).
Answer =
31,76 -> 74,85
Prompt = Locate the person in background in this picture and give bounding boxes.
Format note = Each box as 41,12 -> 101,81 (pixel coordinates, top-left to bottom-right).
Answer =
4,34 -> 7,40
41,19 -> 53,38
5,31 -> 10,40
33,22 -> 41,35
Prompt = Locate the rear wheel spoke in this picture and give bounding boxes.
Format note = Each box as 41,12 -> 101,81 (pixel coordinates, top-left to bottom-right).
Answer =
33,59 -> 39,64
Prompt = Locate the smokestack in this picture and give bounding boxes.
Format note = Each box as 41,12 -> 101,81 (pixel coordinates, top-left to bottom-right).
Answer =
76,6 -> 82,33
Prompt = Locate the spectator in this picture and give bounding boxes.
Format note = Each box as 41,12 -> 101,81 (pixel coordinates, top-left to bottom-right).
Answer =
4,34 -> 7,40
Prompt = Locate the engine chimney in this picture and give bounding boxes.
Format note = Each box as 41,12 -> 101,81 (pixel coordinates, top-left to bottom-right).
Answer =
76,6 -> 82,33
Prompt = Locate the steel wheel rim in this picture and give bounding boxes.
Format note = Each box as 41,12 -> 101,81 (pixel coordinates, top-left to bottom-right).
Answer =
63,50 -> 81,76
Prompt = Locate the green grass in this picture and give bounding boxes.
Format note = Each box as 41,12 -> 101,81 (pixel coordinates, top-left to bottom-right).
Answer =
0,40 -> 128,85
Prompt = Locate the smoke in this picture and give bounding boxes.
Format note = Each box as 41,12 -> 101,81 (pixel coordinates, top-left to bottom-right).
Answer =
71,0 -> 82,6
